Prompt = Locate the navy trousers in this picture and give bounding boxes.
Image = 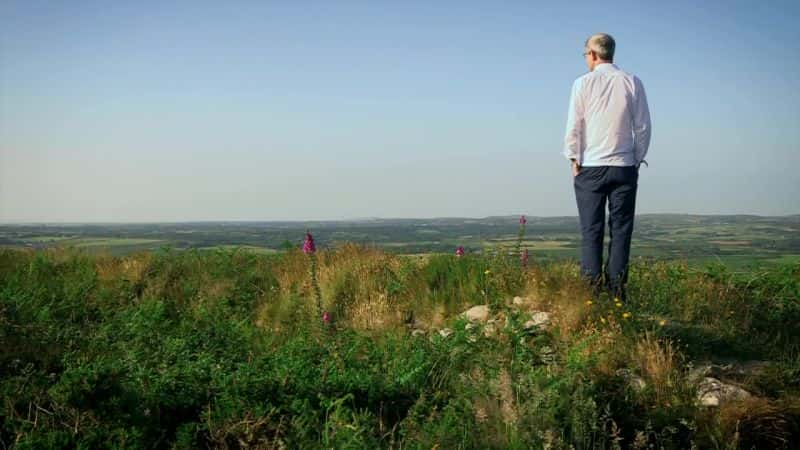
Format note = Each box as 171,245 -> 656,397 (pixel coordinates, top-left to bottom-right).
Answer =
573,165 -> 638,300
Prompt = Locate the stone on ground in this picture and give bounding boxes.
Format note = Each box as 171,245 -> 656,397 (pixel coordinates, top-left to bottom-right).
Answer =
438,328 -> 454,338
696,377 -> 751,407
523,311 -> 551,331
463,305 -> 490,323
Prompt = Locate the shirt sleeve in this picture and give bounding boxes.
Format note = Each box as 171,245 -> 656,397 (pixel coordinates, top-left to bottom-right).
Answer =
563,77 -> 584,163
632,76 -> 651,165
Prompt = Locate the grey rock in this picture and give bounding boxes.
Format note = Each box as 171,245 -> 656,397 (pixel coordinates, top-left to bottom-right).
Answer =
687,360 -> 773,384
463,305 -> 490,323
524,311 -> 551,331
696,377 -> 751,407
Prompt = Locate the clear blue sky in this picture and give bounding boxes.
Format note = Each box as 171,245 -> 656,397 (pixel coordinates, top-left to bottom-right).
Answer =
2,0 -> 798,222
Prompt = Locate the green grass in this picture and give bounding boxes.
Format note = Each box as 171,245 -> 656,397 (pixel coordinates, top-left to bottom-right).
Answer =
1,246 -> 798,448
71,238 -> 165,247
199,245 -> 279,254
765,254 -> 800,265
485,239 -> 575,249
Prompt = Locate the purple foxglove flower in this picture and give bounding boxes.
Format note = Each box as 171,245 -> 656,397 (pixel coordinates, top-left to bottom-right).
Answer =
519,215 -> 527,225
456,246 -> 464,257
303,232 -> 316,254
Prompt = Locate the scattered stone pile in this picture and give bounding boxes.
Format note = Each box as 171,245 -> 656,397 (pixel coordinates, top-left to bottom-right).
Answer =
409,296 -> 768,409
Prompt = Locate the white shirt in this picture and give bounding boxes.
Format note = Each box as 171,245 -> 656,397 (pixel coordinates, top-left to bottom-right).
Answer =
563,63 -> 651,167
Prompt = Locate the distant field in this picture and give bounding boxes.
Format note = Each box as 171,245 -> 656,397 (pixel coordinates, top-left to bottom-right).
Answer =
18,237 -> 163,247
485,238 -> 574,249
6,237 -> 168,256
199,245 -> 279,255
22,235 -> 75,243
1,214 -> 798,268
71,238 -> 165,247
766,254 -> 800,264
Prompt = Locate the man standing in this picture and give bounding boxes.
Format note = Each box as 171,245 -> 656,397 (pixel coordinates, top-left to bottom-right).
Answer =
564,33 -> 651,301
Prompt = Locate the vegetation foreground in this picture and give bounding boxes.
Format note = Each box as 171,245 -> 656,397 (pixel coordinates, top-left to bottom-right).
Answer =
1,245 -> 799,449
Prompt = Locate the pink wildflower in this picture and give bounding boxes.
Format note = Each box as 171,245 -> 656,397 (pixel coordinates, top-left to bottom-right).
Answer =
519,215 -> 527,225
302,231 -> 316,254
456,246 -> 465,257
322,311 -> 331,324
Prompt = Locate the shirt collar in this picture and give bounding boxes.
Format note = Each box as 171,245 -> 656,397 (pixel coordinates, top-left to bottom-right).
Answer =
593,62 -> 617,72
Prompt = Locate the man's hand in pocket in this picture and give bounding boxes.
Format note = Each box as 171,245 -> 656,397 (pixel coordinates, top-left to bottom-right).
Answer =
571,160 -> 581,177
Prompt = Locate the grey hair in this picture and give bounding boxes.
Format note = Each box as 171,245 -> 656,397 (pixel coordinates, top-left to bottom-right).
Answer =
585,33 -> 615,61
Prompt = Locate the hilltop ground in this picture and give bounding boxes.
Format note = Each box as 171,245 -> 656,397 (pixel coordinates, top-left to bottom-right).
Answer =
1,244 -> 798,449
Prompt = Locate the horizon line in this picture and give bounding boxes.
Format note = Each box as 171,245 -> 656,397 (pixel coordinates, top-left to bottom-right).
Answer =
1,212 -> 798,226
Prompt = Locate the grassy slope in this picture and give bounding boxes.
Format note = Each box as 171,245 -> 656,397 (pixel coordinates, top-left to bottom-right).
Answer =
1,246 -> 798,449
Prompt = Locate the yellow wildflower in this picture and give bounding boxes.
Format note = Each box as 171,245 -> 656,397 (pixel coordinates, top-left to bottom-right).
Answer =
600,317 -> 606,324
613,297 -> 620,303
585,300 -> 593,306
484,269 -> 491,275
615,303 -> 622,308
622,312 -> 631,319
659,320 -> 666,326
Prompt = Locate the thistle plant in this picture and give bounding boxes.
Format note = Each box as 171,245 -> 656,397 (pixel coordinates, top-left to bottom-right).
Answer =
515,215 -> 527,255
455,246 -> 464,257
303,230 -> 325,326
516,215 -> 528,267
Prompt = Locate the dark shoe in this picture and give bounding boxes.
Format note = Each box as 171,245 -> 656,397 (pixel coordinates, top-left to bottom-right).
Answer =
605,268 -> 628,302
607,283 -> 627,302
587,276 -> 604,300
